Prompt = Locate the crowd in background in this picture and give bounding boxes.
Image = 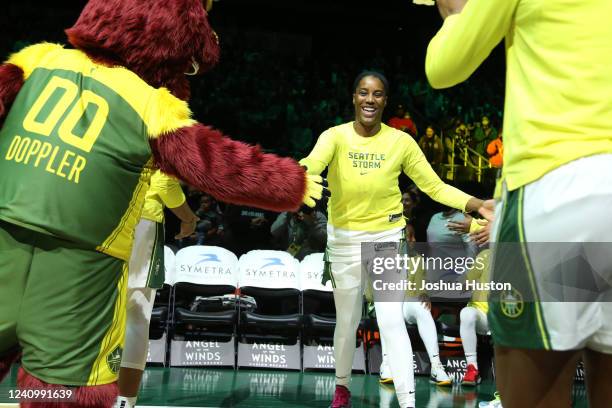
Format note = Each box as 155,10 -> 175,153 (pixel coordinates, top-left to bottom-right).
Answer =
192,30 -> 504,162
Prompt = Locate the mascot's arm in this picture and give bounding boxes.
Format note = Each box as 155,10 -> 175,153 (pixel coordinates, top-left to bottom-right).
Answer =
150,124 -> 322,212
0,63 -> 25,124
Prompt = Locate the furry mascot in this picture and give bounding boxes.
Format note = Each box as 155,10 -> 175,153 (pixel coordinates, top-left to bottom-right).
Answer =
0,0 -> 323,406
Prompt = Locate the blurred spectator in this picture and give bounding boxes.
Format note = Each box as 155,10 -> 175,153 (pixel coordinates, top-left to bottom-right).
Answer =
195,194 -> 225,246
486,131 -> 503,168
418,125 -> 444,165
472,116 -> 498,157
388,103 -> 418,137
402,190 -> 418,242
444,119 -> 472,165
223,204 -> 276,257
270,205 -> 327,260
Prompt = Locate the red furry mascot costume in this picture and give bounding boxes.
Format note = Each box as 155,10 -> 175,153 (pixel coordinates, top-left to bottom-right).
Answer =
0,1 -> 322,406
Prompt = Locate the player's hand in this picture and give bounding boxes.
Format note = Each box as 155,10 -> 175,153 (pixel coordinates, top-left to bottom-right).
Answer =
470,219 -> 491,247
436,0 -> 468,19
175,216 -> 200,239
477,199 -> 495,222
302,167 -> 330,208
447,214 -> 472,234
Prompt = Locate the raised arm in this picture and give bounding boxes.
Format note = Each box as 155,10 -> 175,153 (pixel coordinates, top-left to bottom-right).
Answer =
150,124 -> 322,212
403,136 -> 473,210
150,171 -> 199,238
426,0 -> 519,89
299,129 -> 336,176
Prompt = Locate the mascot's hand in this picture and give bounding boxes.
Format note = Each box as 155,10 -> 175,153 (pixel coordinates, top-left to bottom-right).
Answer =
302,169 -> 330,208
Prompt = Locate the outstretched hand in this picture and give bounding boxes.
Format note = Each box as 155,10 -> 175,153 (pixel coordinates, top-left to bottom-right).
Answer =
478,199 -> 495,222
447,214 -> 472,234
470,219 -> 491,247
302,167 -> 330,208
175,216 -> 200,239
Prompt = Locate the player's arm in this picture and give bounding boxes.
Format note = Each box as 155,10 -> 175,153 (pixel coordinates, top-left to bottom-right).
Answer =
426,0 -> 519,89
151,171 -> 199,238
170,201 -> 199,239
403,137 -> 474,211
299,129 -> 336,176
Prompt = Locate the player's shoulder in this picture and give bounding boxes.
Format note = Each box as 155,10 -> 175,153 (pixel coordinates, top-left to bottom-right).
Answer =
319,122 -> 352,142
326,122 -> 352,136
382,123 -> 415,145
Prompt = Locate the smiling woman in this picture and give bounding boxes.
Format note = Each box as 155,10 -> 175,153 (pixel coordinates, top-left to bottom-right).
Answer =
352,71 -> 388,137
298,70 -> 489,408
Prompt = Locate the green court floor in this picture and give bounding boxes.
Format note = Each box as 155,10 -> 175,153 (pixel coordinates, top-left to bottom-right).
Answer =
0,365 -> 588,407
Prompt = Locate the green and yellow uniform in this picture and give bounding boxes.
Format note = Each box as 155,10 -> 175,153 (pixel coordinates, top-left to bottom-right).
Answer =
0,43 -> 193,385
427,0 -> 612,351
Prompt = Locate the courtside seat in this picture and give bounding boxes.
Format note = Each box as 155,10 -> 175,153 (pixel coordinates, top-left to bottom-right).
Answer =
149,245 -> 177,339
300,253 -> 367,372
238,250 -> 302,345
171,245 -> 239,342
300,253 -> 336,346
147,246 -> 177,365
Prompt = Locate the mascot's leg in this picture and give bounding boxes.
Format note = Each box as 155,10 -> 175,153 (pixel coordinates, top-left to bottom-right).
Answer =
16,233 -> 127,408
18,368 -> 118,408
0,221 -> 31,383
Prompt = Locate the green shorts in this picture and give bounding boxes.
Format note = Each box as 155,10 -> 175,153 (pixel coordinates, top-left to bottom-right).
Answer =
0,220 -> 127,386
489,155 -> 612,352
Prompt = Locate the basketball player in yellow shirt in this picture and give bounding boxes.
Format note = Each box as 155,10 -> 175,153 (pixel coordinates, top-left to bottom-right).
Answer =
427,1 -> 612,407
300,70 -> 491,408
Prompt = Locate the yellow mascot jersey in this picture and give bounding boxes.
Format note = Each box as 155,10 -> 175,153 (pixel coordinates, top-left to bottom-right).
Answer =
0,43 -> 195,261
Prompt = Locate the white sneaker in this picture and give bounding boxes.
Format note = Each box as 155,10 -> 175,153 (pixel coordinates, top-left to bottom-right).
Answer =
478,392 -> 503,408
429,363 -> 452,386
379,358 -> 393,384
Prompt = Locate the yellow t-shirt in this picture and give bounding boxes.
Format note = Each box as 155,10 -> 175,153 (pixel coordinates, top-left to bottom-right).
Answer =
300,122 -> 471,231
141,170 -> 186,223
426,0 -> 612,191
